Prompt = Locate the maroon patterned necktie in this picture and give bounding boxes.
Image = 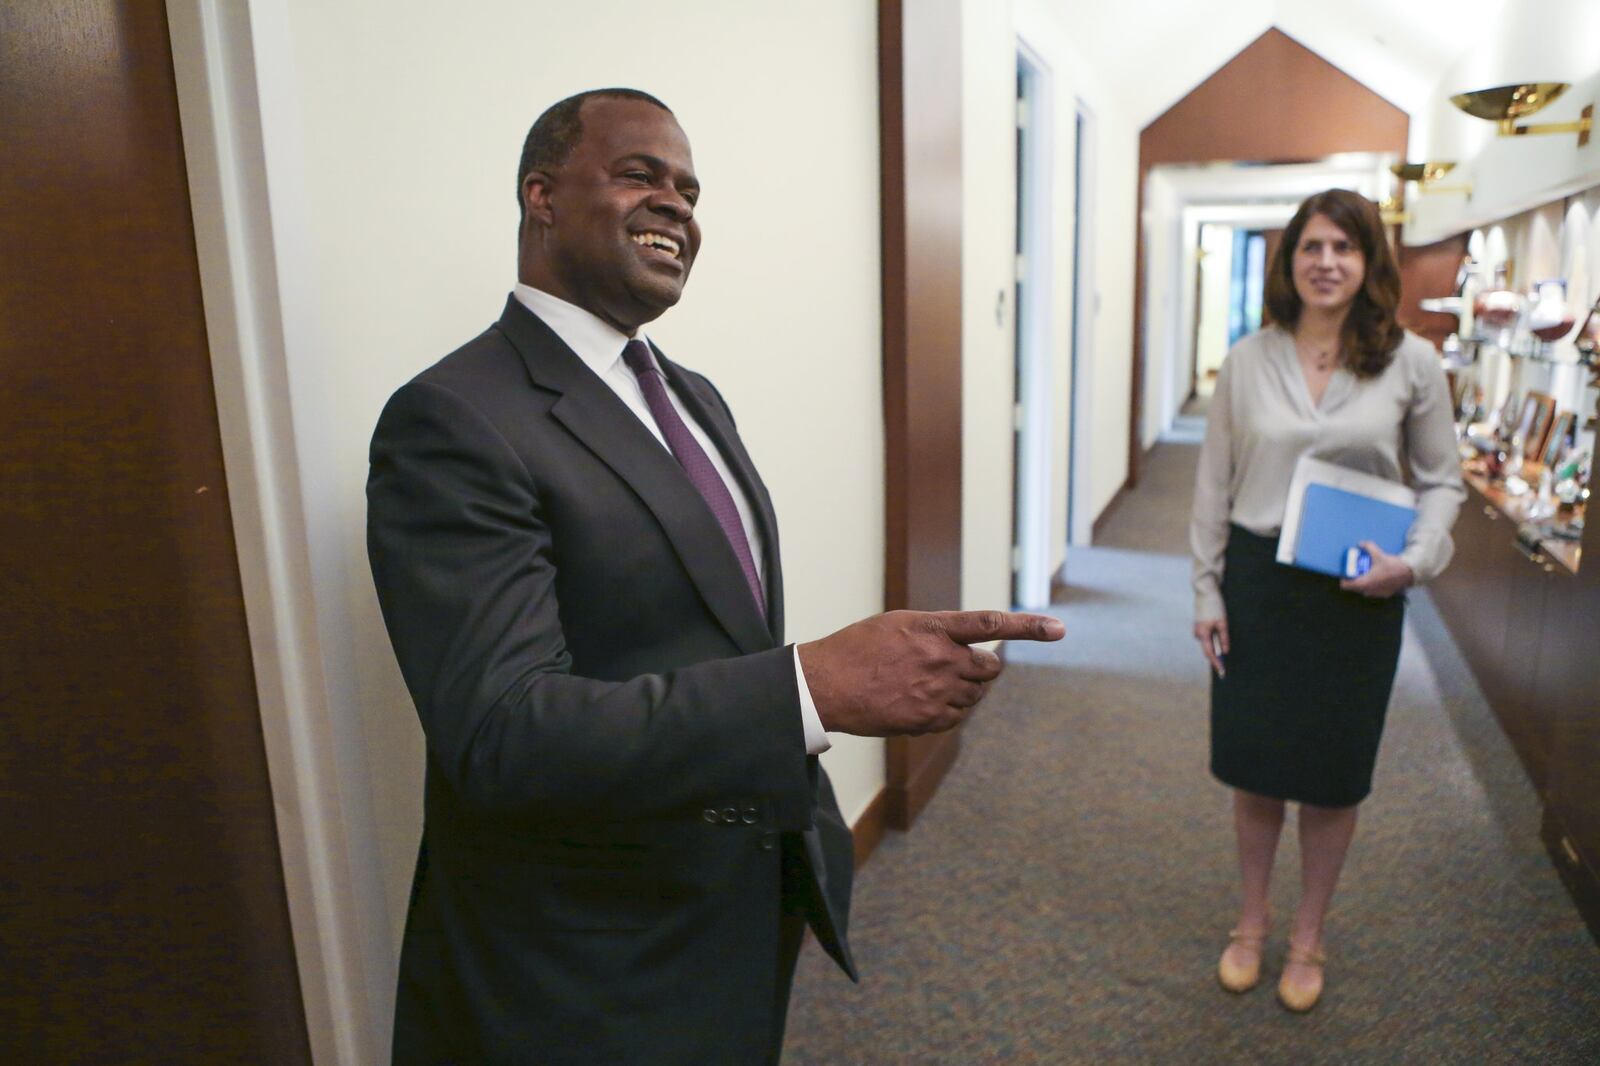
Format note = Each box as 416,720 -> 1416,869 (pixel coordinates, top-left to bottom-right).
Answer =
622,339 -> 766,617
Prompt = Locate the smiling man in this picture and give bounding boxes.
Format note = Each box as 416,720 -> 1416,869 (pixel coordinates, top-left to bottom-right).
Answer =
366,89 -> 1063,1065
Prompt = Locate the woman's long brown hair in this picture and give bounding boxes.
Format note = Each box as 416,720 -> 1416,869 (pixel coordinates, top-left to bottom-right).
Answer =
1263,189 -> 1403,379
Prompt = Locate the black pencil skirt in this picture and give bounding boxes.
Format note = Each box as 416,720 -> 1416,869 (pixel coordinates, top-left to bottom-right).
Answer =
1211,525 -> 1405,808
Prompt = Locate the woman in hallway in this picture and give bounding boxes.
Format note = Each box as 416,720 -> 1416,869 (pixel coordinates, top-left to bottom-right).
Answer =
1189,189 -> 1464,1012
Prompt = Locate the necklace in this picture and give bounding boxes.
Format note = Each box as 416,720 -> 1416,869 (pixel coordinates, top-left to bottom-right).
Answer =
1298,339 -> 1338,372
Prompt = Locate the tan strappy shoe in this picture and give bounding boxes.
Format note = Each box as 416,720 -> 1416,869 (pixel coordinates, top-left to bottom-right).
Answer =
1217,927 -> 1268,993
1277,940 -> 1326,1012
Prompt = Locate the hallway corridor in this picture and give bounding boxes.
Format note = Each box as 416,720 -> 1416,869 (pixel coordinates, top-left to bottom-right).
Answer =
783,442 -> 1600,1064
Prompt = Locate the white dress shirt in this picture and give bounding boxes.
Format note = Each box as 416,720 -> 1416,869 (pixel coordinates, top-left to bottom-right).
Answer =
513,284 -> 829,754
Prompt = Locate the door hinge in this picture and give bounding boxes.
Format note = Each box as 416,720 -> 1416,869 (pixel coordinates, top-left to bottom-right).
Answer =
1013,402 -> 1025,431
1015,253 -> 1027,282
1011,545 -> 1022,571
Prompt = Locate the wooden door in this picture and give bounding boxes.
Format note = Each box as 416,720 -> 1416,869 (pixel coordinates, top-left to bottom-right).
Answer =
0,3 -> 311,1060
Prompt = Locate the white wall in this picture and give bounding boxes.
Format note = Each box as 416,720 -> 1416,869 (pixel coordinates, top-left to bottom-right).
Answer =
958,0 -> 1084,609
1407,0 -> 1600,244
1012,0 -> 1141,542
1014,0 -> 1141,525
1195,223 -> 1235,390
175,1 -> 884,1059
1087,118 -> 1141,520
955,0 -> 1143,603
961,0 -> 1020,612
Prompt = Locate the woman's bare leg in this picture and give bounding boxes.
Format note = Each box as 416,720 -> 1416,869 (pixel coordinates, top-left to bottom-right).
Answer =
1279,802 -> 1360,1008
1221,788 -> 1286,984
1290,802 -> 1359,950
1233,788 -> 1286,935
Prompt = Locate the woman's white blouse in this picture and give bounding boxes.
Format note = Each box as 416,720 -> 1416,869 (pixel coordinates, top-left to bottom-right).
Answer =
1190,326 -> 1466,621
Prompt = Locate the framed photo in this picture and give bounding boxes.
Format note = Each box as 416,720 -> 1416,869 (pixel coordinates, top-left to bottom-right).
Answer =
1542,410 -> 1576,468
1516,391 -> 1556,458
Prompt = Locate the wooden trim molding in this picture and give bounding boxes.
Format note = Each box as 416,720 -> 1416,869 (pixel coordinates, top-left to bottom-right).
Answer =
885,729 -> 962,830
167,5 -> 383,1061
879,0 -> 965,833
852,787 -> 889,869
6,5 -> 310,1060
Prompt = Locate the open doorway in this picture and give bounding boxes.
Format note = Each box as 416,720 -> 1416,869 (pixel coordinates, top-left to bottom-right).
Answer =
1192,222 -> 1271,401
1010,45 -> 1054,609
1140,155 -> 1396,446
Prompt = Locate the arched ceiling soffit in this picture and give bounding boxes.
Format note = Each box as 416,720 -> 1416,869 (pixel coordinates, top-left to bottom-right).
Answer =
1052,0 -> 1508,127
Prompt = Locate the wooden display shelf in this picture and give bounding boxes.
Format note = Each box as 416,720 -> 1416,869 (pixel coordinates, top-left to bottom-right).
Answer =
1431,468 -> 1600,949
1461,469 -> 1583,574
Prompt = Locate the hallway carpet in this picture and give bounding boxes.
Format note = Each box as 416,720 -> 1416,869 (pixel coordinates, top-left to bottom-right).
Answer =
782,443 -> 1600,1064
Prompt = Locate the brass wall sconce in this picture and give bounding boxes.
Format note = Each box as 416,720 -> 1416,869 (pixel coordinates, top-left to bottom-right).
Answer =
1450,82 -> 1594,146
1390,161 -> 1456,183
1388,160 -> 1471,197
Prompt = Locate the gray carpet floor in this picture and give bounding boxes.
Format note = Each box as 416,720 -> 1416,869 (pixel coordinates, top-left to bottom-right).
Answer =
782,442 -> 1600,1064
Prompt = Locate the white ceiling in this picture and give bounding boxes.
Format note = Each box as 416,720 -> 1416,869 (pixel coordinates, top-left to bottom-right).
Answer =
1052,0 -> 1510,127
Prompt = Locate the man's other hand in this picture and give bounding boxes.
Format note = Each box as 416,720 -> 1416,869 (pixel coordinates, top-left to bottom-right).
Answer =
797,610 -> 1064,737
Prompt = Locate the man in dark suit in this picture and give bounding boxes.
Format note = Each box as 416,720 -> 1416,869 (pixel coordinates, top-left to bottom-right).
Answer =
366,88 -> 1062,1065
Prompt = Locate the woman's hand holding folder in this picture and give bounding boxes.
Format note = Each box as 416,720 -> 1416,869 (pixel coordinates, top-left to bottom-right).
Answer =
1338,540 -> 1414,599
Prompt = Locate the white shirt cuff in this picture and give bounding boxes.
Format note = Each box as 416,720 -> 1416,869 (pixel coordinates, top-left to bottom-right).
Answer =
793,645 -> 831,755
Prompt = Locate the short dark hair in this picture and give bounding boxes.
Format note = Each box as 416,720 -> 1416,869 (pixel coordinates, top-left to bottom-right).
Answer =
1264,188 -> 1403,379
515,88 -> 672,225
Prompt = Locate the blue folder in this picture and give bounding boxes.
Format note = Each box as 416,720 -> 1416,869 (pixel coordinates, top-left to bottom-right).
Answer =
1292,483 -> 1416,578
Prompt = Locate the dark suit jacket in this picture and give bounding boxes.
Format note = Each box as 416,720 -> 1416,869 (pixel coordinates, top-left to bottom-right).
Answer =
367,296 -> 855,1065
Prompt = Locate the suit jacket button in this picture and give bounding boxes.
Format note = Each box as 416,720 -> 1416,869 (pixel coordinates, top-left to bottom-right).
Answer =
741,807 -> 759,825
721,807 -> 739,824
760,833 -> 777,851
702,808 -> 720,824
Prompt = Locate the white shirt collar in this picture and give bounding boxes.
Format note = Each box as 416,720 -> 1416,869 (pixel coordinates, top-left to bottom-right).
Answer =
512,283 -> 659,377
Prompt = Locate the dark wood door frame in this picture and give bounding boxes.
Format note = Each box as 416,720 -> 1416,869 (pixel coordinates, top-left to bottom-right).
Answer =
0,2 -> 311,1059
879,0 -> 964,830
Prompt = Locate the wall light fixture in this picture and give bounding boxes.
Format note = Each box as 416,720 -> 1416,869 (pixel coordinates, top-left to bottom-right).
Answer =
1450,82 -> 1593,146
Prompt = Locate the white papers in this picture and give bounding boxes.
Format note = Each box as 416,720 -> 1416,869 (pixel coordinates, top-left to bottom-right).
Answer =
1276,455 -> 1418,566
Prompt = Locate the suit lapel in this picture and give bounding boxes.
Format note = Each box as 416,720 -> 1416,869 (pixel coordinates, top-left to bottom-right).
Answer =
654,346 -> 785,645
494,297 -> 773,654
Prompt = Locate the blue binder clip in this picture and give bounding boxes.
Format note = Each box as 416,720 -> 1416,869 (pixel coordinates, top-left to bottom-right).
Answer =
1342,545 -> 1372,579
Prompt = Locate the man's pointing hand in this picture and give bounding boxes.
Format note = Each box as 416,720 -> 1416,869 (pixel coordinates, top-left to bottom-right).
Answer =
797,610 -> 1064,737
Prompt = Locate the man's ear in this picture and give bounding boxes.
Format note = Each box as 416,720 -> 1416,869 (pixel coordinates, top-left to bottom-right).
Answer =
522,170 -> 556,227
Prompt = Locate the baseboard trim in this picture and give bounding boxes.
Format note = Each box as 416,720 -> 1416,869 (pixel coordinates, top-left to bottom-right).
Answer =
1090,473 -> 1136,541
1543,804 -> 1600,949
851,786 -> 888,868
1047,561 -> 1069,603
885,729 -> 961,830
